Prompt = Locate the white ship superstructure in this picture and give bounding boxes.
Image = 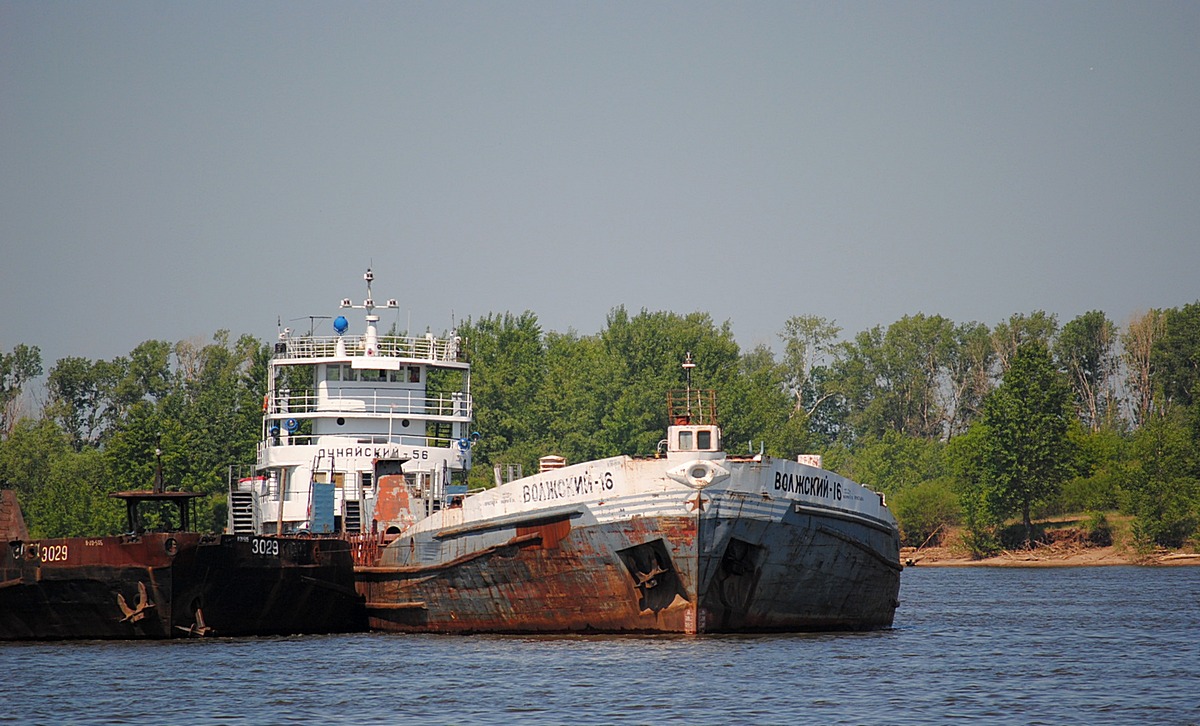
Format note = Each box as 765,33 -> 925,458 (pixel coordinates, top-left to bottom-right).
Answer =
229,269 -> 473,536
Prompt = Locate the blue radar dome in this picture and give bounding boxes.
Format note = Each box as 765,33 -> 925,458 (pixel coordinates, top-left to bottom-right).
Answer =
333,315 -> 349,335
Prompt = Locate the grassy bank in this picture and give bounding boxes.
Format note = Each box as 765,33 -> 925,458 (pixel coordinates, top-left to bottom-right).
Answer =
902,512 -> 1200,567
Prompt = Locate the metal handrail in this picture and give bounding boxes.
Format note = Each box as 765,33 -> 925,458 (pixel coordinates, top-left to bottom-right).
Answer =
258,432 -> 466,453
266,390 -> 472,419
668,389 -> 718,425
275,334 -> 461,362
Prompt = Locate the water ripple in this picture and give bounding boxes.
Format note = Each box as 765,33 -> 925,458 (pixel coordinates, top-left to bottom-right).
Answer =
3,567 -> 1200,724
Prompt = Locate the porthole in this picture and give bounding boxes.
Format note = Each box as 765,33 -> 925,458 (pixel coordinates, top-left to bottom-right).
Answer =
337,417 -> 345,426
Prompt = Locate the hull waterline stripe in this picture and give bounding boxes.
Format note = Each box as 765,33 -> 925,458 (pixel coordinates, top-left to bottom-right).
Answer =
816,525 -> 903,572
433,506 -> 584,540
357,532 -> 543,577
793,501 -> 897,535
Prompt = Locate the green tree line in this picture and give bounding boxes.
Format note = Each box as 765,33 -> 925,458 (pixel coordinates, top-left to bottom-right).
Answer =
3,303 -> 1198,553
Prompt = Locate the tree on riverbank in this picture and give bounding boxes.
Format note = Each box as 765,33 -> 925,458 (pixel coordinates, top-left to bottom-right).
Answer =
972,341 -> 1077,545
1,344 -> 43,439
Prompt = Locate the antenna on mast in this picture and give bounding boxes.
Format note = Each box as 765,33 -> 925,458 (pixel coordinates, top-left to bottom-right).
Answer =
339,268 -> 398,357
682,352 -> 696,417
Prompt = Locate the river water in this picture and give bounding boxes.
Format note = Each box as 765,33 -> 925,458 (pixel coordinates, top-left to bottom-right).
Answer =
3,566 -> 1198,725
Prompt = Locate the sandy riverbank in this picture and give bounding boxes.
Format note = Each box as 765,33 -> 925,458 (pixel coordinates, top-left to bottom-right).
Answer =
902,543 -> 1200,568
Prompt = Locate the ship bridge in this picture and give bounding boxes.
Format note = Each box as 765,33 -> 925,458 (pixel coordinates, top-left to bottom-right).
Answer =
232,268 -> 476,537
665,388 -> 722,461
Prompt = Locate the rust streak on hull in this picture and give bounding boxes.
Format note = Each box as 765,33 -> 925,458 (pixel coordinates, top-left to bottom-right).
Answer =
357,505 -> 900,635
359,516 -> 700,634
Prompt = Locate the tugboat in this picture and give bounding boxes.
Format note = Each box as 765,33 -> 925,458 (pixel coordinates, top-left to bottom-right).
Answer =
356,356 -> 903,634
0,453 -> 365,640
228,268 -> 475,557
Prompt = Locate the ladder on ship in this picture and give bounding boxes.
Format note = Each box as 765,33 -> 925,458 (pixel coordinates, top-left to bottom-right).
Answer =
429,421 -> 454,448
229,490 -> 257,534
344,499 -> 362,533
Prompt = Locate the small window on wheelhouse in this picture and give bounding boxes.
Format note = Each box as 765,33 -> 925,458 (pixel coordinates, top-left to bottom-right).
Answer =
697,430 -> 712,450
678,431 -> 693,451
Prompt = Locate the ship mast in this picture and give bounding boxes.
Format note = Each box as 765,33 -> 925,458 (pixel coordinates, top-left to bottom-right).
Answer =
339,268 -> 399,357
682,352 -> 696,421
153,446 -> 164,494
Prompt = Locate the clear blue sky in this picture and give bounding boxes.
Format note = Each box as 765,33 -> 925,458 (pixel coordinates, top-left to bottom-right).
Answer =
3,1 -> 1198,373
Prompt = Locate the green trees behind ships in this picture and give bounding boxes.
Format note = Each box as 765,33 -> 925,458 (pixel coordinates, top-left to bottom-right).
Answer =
0,333 -> 263,536
1,302 -> 1199,552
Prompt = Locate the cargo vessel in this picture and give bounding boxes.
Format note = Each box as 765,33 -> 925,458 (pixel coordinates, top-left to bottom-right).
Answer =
357,372 -> 902,633
1,461 -> 365,640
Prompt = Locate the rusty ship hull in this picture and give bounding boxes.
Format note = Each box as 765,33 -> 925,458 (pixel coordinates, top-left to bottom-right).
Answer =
357,450 -> 902,634
1,533 -> 187,639
0,531 -> 367,640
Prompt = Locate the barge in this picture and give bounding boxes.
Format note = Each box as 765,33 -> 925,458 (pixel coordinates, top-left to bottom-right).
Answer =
1,462 -> 365,640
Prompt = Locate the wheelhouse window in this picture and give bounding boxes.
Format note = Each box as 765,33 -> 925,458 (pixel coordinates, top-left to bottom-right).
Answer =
328,364 -> 412,384
697,430 -> 712,450
678,430 -> 693,451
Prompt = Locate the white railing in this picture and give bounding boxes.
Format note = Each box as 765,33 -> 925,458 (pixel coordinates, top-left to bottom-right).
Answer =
342,474 -> 364,501
258,432 -> 469,455
267,390 -> 472,419
275,334 -> 461,363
